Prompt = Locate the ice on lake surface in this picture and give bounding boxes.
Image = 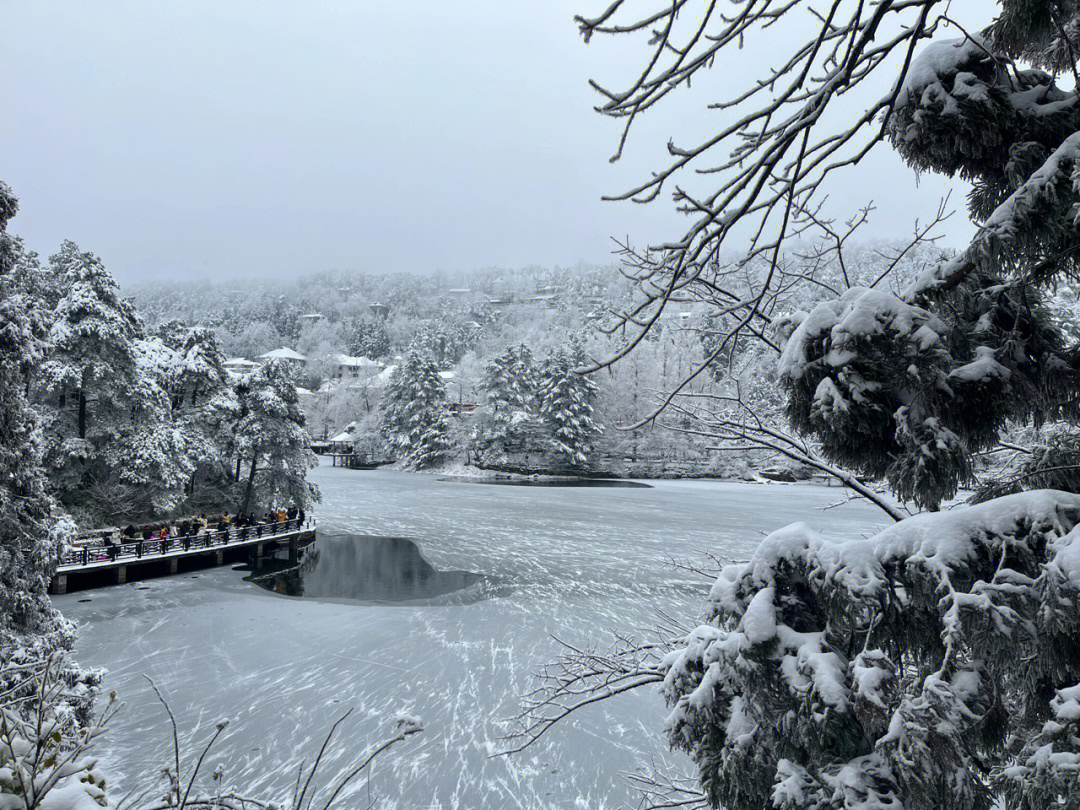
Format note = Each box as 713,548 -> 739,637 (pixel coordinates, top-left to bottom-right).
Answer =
55,464 -> 888,809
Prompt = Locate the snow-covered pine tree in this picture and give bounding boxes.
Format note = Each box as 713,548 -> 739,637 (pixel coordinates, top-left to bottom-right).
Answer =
113,337 -> 193,517
0,186 -> 106,810
347,318 -> 391,360
538,348 -> 599,469
0,183 -> 76,654
472,344 -> 548,468
31,242 -> 195,523
10,238 -> 64,315
234,359 -> 320,514
481,344 -> 537,415
35,241 -> 149,523
379,346 -> 453,469
156,321 -> 240,510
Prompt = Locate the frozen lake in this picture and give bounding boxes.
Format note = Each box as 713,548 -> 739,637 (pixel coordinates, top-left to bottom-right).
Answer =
55,464 -> 888,809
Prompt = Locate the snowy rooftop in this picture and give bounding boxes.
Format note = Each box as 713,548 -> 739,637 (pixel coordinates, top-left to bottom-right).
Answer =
223,357 -> 258,367
259,347 -> 307,362
334,353 -> 380,368
372,364 -> 398,386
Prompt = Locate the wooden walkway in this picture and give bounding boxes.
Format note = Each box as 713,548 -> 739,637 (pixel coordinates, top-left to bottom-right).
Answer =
51,518 -> 316,594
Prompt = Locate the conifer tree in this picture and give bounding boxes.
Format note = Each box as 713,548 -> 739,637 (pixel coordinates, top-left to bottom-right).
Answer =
538,348 -> 599,468
235,359 -> 320,514
379,346 -> 453,469
473,344 -> 547,468
347,317 -> 391,359
0,183 -> 75,653
481,343 -> 538,414
35,242 -> 149,522
156,322 -> 240,507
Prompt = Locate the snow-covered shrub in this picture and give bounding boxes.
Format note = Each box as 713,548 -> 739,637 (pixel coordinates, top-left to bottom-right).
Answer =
0,653 -> 111,810
661,490 -> 1080,810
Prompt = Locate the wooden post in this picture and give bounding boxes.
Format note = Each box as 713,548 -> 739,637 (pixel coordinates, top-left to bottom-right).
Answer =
169,558 -> 178,574
52,574 -> 68,595
216,550 -> 224,565
117,565 -> 127,584
288,537 -> 298,564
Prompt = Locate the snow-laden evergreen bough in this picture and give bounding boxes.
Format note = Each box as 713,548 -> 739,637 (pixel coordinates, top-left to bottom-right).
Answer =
661,490 -> 1080,810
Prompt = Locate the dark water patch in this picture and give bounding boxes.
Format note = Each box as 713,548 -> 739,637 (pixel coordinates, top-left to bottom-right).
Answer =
244,533 -> 488,605
438,476 -> 652,488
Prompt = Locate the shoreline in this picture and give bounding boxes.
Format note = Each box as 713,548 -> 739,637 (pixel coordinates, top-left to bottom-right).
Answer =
316,456 -> 843,487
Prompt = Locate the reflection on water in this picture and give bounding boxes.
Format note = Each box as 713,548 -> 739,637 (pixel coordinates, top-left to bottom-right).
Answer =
245,533 -> 486,604
438,476 -> 652,488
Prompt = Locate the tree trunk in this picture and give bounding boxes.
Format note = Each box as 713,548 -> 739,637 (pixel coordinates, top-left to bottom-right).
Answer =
235,456 -> 241,482
77,390 -> 87,439
240,456 -> 258,515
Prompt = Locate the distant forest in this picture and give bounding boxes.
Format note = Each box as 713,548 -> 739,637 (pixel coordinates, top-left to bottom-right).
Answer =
127,242 -> 1079,482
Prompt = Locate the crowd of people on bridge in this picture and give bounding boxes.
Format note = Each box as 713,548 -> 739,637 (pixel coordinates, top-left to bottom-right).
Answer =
90,506 -> 306,549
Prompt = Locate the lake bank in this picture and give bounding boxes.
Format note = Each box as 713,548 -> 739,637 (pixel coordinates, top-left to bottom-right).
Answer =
358,457 -> 837,487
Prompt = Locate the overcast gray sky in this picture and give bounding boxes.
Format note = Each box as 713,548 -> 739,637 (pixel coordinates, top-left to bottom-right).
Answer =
3,1 -> 987,284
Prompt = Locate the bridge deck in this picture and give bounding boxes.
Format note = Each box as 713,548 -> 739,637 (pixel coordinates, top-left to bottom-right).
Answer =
52,518 -> 316,593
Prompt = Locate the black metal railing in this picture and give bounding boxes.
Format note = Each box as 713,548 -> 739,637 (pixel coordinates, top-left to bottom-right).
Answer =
61,517 -> 313,569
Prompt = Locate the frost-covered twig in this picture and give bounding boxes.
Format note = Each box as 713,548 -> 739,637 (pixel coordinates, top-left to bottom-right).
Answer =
500,632 -> 669,756
132,700 -> 422,810
624,758 -> 709,810
663,393 -> 905,521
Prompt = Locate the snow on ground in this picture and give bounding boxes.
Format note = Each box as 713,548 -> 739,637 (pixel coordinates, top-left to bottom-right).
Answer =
54,464 -> 886,809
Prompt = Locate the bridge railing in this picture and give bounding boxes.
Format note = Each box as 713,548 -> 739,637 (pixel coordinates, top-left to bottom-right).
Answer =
61,517 -> 314,569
